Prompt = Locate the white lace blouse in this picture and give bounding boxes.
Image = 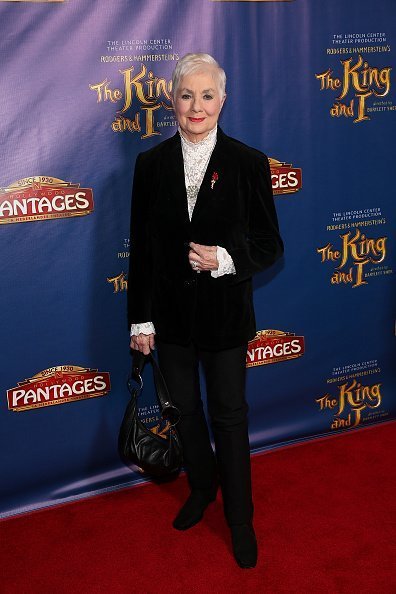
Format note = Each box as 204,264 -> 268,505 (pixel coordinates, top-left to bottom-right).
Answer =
131,126 -> 236,337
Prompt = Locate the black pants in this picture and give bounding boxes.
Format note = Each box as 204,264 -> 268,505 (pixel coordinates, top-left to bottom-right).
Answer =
157,339 -> 253,525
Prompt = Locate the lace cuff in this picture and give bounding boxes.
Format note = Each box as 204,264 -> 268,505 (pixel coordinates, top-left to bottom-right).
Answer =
211,246 -> 236,278
130,322 -> 156,336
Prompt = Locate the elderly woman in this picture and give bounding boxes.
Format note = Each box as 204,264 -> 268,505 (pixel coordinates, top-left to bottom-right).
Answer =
128,53 -> 283,568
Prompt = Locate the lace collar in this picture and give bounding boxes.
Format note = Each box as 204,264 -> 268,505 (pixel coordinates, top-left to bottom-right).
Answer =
179,125 -> 218,150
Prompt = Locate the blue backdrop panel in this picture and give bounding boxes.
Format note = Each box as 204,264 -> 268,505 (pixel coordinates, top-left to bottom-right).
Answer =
0,0 -> 395,517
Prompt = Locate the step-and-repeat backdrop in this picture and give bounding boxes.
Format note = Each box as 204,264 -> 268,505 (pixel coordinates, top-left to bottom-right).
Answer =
1,0 -> 395,517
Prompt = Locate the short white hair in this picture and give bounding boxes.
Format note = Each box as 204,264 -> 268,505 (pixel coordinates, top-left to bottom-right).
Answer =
172,53 -> 226,99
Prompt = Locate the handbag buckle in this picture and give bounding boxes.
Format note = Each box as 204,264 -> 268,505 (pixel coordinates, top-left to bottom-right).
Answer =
162,404 -> 181,427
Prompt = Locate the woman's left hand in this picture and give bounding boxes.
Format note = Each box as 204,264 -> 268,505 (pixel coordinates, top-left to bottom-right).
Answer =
189,242 -> 219,272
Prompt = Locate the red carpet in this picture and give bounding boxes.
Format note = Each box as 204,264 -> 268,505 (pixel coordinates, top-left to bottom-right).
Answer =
1,422 -> 395,594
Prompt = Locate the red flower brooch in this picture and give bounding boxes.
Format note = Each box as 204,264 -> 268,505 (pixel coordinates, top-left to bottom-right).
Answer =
210,171 -> 219,190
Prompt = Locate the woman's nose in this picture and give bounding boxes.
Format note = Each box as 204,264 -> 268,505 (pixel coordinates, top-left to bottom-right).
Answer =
191,98 -> 203,112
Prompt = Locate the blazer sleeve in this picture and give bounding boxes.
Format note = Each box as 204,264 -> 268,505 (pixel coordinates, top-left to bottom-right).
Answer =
225,153 -> 283,284
127,153 -> 153,327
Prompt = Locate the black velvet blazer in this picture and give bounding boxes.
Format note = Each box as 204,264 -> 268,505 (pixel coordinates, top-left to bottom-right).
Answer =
127,127 -> 283,350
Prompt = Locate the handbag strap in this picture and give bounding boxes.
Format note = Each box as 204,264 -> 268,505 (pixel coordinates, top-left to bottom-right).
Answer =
130,350 -> 181,426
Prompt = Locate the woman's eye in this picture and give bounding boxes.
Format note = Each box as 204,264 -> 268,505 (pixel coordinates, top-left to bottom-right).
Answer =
203,94 -> 213,100
181,94 -> 191,100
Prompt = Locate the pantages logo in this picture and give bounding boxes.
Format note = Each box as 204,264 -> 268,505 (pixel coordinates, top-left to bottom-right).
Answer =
0,176 -> 94,225
269,157 -> 302,196
317,227 -> 387,288
7,366 -> 111,412
315,54 -> 392,123
316,379 -> 382,430
89,65 -> 173,139
246,329 -> 305,368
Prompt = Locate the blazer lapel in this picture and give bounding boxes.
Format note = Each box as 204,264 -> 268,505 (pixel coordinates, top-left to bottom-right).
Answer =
191,127 -> 227,223
162,128 -> 229,225
164,132 -> 190,225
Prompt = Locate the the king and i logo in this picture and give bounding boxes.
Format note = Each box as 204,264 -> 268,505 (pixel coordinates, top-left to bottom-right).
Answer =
315,54 -> 392,123
317,227 -> 387,288
89,65 -> 173,138
316,379 -> 382,430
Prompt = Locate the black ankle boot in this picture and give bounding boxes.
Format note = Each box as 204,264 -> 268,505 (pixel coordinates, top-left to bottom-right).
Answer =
230,523 -> 258,568
173,489 -> 217,531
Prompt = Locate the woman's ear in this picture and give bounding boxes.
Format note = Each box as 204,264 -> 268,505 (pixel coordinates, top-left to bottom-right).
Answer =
220,93 -> 227,110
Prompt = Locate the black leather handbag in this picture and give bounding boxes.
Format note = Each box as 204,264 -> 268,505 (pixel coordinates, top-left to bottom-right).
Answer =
118,351 -> 182,477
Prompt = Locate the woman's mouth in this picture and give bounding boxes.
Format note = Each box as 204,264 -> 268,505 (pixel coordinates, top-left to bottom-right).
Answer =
188,117 -> 205,123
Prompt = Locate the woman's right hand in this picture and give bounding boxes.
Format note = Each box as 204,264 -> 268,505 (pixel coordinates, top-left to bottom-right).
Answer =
130,333 -> 155,355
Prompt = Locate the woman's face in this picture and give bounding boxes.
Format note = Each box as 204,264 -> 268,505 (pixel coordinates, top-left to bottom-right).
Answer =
173,68 -> 225,143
